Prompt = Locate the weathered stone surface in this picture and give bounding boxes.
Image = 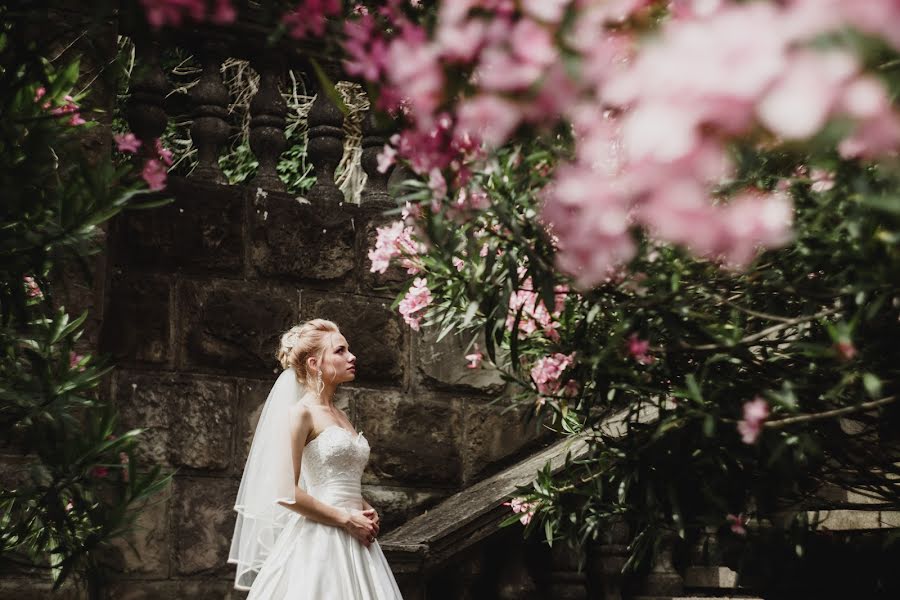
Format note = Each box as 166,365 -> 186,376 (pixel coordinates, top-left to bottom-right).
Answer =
416,329 -> 505,393
180,280 -> 298,376
108,579 -> 244,600
115,371 -> 235,470
173,476 -> 240,575
463,401 -> 542,483
302,293 -> 405,385
249,191 -> 356,281
352,389 -> 462,486
113,178 -> 243,274
234,377 -> 351,474
101,275 -> 169,365
108,491 -> 171,577
0,579 -> 80,599
362,485 -> 447,532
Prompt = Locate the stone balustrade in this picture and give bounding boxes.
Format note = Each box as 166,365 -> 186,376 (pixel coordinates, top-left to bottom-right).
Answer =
122,21 -> 391,205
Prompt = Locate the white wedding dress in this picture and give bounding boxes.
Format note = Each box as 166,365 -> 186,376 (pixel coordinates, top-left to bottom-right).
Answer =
246,425 -> 404,599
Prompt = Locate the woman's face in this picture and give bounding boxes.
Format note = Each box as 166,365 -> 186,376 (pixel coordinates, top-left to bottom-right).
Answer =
319,332 -> 356,385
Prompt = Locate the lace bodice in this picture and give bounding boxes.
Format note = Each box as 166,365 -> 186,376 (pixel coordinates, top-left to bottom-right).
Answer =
300,425 -> 370,489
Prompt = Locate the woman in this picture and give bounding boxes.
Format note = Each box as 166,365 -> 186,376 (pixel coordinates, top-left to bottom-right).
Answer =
229,319 -> 404,599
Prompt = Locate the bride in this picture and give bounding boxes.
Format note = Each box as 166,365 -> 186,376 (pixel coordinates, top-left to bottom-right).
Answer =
229,319 -> 404,599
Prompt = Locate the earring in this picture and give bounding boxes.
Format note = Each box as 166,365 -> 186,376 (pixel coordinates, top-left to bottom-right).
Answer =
316,370 -> 324,398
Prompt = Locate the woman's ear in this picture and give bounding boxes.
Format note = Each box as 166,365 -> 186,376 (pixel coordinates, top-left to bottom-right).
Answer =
306,356 -> 318,373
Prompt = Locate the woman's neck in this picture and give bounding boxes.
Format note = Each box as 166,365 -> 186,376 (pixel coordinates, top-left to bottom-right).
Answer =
305,383 -> 338,407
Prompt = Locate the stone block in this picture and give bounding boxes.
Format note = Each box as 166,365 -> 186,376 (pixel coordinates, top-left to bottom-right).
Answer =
108,579 -> 245,600
108,492 -> 171,577
815,509 -> 881,530
248,191 -> 356,281
180,280 -> 298,376
100,274 -> 169,365
416,329 -> 505,393
115,371 -> 235,470
301,292 -> 405,385
0,579 -> 80,599
352,389 -> 462,486
880,511 -> 900,528
172,476 -> 240,575
462,401 -> 542,483
361,486 -> 447,532
113,178 -> 243,274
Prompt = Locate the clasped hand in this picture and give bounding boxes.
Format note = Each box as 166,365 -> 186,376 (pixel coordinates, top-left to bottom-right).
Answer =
344,508 -> 380,547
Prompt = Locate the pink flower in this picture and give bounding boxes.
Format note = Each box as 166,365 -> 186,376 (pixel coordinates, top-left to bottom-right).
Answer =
69,352 -> 86,372
343,14 -> 389,81
114,133 -> 142,154
141,159 -> 168,191
834,340 -> 857,361
522,0 -> 570,24
398,278 -> 433,331
140,0 -> 206,28
23,276 -> 43,299
65,500 -> 74,512
91,466 -> 110,479
154,138 -> 174,166
503,496 -> 538,526
283,0 -> 342,39
530,352 -> 575,395
34,87 -> 46,102
737,396 -> 770,444
455,94 -> 522,148
452,256 -> 465,272
377,144 -> 397,173
726,513 -> 747,536
428,168 -> 447,200
369,221 -> 421,274
465,346 -> 483,369
626,333 -> 654,365
810,169 -> 836,192
211,0 -> 236,24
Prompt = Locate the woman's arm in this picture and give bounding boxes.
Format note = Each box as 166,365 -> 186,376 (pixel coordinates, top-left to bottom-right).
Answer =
276,405 -> 377,545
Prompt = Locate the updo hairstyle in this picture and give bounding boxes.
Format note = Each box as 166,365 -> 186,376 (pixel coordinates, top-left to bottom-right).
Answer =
276,319 -> 340,390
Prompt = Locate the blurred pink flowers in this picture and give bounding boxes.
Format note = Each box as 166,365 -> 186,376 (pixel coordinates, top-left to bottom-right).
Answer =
369,221 -> 422,274
737,396 -> 770,444
465,346 -> 483,369
626,334 -> 654,365
283,0 -> 341,39
726,513 -> 747,536
114,133 -> 142,154
140,0 -> 236,29
23,276 -> 43,299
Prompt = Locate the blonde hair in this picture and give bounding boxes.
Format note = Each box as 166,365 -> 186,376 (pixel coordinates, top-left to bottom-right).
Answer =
276,319 -> 341,390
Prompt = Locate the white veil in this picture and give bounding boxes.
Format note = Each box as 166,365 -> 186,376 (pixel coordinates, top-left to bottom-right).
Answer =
228,368 -> 306,590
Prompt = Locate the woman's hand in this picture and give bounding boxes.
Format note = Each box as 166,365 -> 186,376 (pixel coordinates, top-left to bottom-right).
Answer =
343,508 -> 378,547
362,508 -> 380,538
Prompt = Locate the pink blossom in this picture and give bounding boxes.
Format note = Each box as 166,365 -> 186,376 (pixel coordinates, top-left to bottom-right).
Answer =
428,168 -> 447,200
530,352 -> 575,395
455,94 -> 521,148
343,14 -> 390,81
114,133 -> 142,154
283,0 -> 342,39
398,278 -> 433,331
522,0 -> 570,24
140,0 -> 206,28
506,272 -> 567,340
154,139 -> 174,166
834,340 -> 857,361
809,169 -> 835,193
385,23 -> 444,120
65,500 -> 74,512
737,396 -> 770,444
211,0 -> 236,24
23,276 -> 43,299
369,221 -> 421,274
69,352 -> 86,372
452,256 -> 465,271
34,87 -> 46,102
626,333 -> 654,365
465,347 -> 483,369
142,159 -> 168,191
726,513 -> 747,536
503,496 -> 538,526
91,466 -> 110,479
377,144 -> 397,173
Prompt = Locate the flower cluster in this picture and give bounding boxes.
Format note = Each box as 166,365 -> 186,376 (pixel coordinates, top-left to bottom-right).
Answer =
506,273 -> 567,341
23,276 -> 43,299
503,496 -> 538,526
530,352 -> 575,396
737,396 -> 770,444
353,0 -> 900,288
368,220 -> 422,274
283,0 -> 342,39
398,277 -> 433,331
35,87 -> 85,126
139,0 -> 236,29
115,133 -> 173,191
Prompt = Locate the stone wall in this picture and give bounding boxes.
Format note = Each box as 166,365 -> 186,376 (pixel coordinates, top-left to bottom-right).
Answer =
95,178 -> 544,595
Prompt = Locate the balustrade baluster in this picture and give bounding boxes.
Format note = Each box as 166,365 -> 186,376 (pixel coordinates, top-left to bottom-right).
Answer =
547,544 -> 588,599
125,39 -> 169,158
189,44 -> 230,184
360,108 -> 393,205
249,57 -> 287,191
306,88 -> 345,205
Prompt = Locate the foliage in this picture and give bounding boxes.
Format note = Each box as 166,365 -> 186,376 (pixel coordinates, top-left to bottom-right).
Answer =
1,3 -> 171,595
